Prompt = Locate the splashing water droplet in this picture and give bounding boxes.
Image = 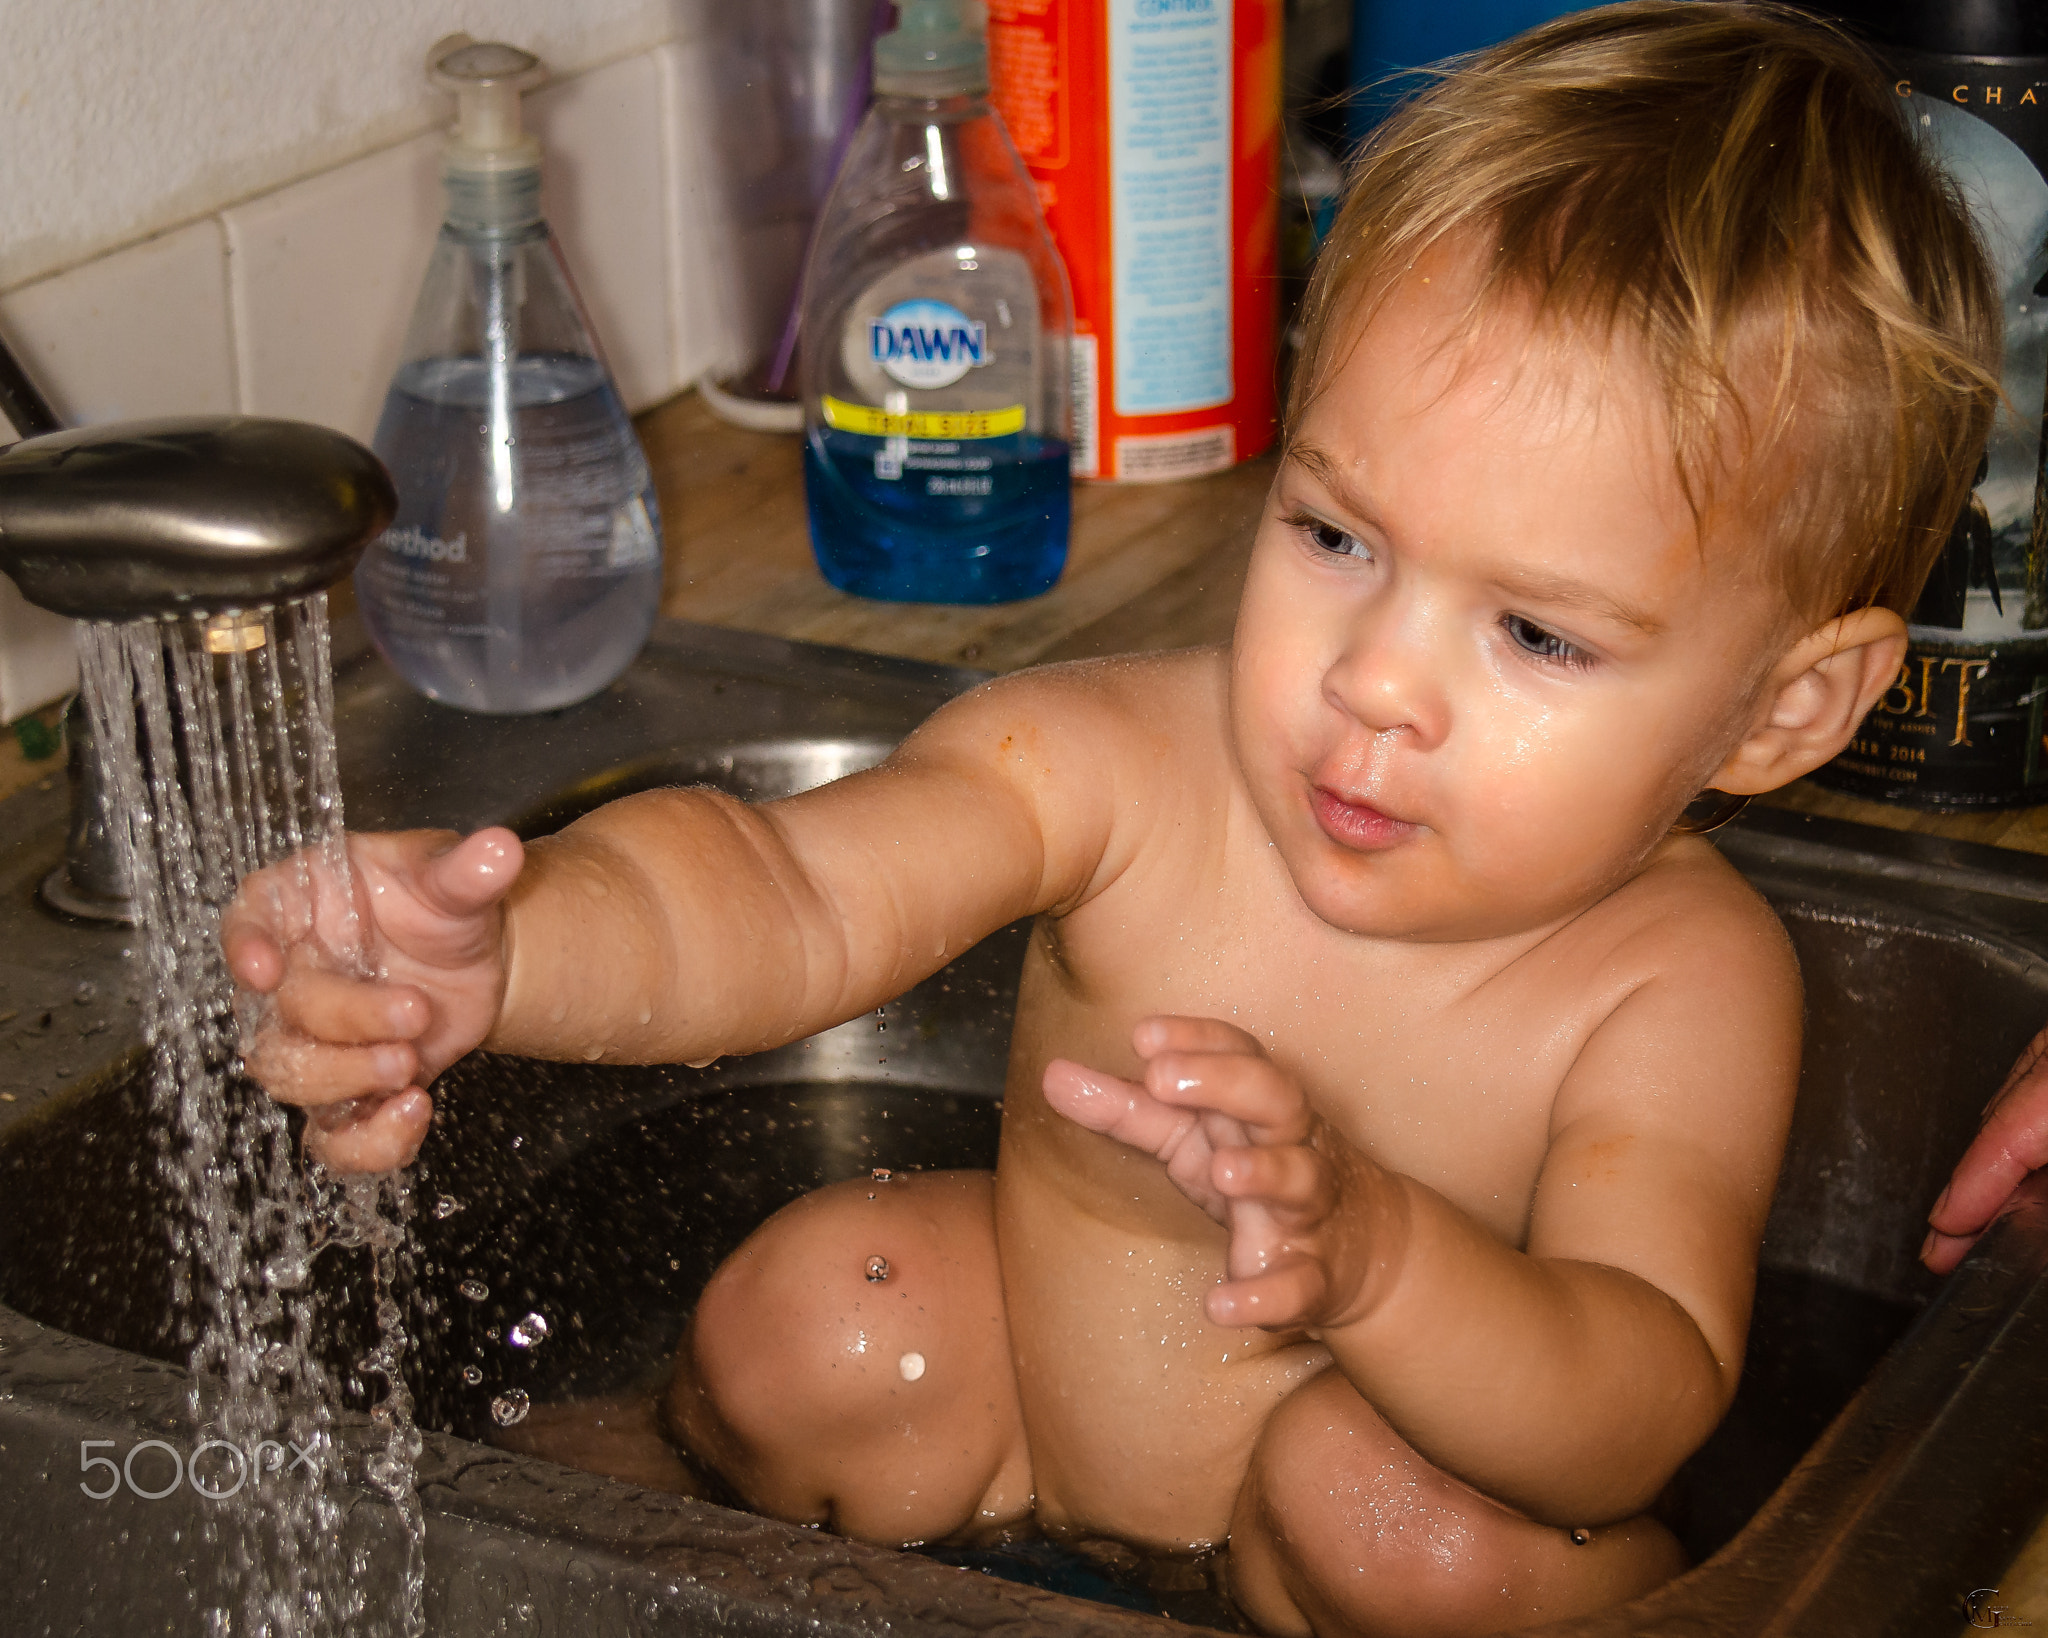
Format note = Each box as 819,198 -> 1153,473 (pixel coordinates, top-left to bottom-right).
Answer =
865,1255 -> 890,1282
459,1279 -> 488,1302
898,1352 -> 926,1382
461,1365 -> 484,1386
492,1389 -> 531,1427
872,1167 -> 892,1183
509,1312 -> 550,1349
433,1195 -> 462,1219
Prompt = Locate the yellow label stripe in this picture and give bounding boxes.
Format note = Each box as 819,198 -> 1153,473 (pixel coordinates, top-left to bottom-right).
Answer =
822,395 -> 1026,440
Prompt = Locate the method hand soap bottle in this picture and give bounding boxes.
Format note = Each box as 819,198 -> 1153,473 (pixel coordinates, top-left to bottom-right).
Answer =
800,0 -> 1073,603
356,37 -> 662,713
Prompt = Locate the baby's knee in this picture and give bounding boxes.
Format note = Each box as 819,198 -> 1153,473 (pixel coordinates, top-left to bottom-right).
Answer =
1228,1373 -> 1681,1638
667,1169 -> 1031,1546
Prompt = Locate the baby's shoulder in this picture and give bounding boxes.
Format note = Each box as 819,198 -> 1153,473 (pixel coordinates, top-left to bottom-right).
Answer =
920,646 -> 1232,769
1568,834 -> 1799,1013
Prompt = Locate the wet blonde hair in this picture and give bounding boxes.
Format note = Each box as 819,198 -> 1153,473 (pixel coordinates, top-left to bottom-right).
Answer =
1291,0 -> 2004,621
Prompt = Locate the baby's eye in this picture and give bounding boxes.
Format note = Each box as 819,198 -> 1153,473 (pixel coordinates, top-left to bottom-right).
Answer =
1290,513 -> 1369,560
1502,613 -> 1592,670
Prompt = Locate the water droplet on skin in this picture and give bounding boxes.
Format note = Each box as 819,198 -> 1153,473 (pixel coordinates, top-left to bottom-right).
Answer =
492,1389 -> 531,1426
898,1352 -> 926,1382
872,1167 -> 892,1183
459,1279 -> 488,1301
1569,1527 -> 1591,1546
461,1365 -> 483,1386
865,1255 -> 890,1282
509,1312 -> 550,1348
433,1195 -> 462,1219
687,1056 -> 717,1069
582,1046 -> 603,1062
638,1006 -> 652,1026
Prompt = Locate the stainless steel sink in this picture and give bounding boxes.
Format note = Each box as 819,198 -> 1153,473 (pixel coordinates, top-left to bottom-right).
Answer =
0,617 -> 2044,1637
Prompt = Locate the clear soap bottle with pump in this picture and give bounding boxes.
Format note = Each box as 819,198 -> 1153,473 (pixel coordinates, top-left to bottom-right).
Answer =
355,37 -> 662,714
799,0 -> 1072,604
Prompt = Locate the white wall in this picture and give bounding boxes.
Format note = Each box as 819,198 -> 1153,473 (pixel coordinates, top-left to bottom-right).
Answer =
0,0 -> 741,721
0,0 -> 684,291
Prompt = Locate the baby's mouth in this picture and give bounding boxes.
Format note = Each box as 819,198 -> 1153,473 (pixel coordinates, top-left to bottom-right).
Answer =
1310,785 -> 1419,851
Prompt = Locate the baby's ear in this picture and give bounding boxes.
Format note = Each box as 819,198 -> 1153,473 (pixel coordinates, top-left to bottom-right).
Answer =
1710,607 -> 1906,796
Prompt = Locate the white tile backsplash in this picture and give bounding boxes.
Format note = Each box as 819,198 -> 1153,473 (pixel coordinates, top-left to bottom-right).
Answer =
0,39 -> 728,720
659,35 -> 745,389
0,216 -> 241,717
0,218 -> 235,427
533,50 -> 673,412
224,131 -> 444,441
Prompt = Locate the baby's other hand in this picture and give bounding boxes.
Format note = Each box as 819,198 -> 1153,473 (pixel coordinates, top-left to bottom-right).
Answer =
222,827 -> 523,1172
1043,1018 -> 1400,1335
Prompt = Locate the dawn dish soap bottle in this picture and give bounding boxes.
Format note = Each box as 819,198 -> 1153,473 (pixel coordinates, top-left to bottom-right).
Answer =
356,37 -> 663,714
800,0 -> 1073,604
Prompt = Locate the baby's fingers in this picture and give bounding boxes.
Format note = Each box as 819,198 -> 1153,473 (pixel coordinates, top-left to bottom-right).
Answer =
305,1089 -> 433,1173
1043,1059 -> 1197,1157
1146,1050 -> 1311,1144
272,967 -> 430,1048
243,1030 -> 420,1108
1043,1058 -> 1227,1219
1205,1257 -> 1327,1332
223,919 -> 287,994
1213,1143 -> 1334,1223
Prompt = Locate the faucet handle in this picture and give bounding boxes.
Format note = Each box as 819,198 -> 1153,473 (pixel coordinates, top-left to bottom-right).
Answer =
40,693 -> 134,925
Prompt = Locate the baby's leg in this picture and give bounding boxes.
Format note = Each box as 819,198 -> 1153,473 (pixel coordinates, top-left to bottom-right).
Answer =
666,1169 -> 1033,1547
1227,1370 -> 1685,1638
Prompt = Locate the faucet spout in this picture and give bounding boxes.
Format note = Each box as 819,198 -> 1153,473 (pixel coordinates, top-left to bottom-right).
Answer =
0,416 -> 395,620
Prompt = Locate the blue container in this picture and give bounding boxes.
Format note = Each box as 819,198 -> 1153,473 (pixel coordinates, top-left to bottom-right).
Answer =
1348,0 -> 1583,141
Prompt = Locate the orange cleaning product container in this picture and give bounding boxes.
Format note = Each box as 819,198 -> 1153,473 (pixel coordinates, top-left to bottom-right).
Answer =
988,0 -> 1282,480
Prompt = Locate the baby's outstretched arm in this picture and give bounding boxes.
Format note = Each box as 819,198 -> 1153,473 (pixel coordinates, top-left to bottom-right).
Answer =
232,665 -> 1147,1170
1047,904 -> 1799,1529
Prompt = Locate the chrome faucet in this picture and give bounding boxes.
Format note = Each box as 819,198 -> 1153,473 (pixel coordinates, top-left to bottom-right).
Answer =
0,416 -> 396,921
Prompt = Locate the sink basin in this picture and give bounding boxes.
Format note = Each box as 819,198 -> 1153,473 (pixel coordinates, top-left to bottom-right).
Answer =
0,618 -> 2044,1636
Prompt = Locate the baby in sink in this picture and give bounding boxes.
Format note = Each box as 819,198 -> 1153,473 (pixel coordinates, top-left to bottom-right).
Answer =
227,5 -> 2001,1631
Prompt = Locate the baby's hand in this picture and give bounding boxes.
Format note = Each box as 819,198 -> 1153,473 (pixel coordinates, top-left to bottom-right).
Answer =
1042,1017 -> 1400,1334
222,827 -> 523,1173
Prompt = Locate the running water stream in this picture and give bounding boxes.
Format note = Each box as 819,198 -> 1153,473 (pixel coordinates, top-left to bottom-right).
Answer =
76,595 -> 425,1638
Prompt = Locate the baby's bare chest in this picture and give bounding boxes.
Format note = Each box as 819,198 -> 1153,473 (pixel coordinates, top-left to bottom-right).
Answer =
1017,864 -> 1611,1238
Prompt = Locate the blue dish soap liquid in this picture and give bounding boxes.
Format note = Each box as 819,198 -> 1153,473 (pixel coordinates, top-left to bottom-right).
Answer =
356,39 -> 662,714
799,0 -> 1073,604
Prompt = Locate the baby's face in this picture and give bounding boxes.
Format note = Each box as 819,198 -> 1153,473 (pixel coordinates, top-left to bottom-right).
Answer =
1231,259 -> 1791,942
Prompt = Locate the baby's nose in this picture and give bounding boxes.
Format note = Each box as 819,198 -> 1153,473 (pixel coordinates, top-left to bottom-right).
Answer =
1321,612 -> 1448,747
